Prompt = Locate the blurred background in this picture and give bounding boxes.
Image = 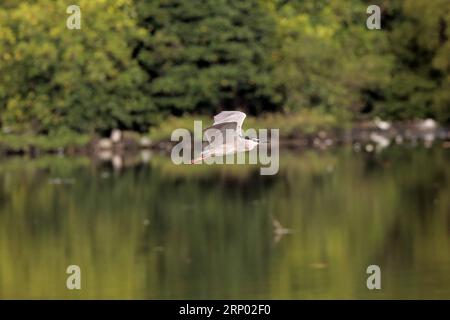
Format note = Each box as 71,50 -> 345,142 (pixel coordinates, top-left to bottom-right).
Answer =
0,0 -> 449,299
0,0 -> 449,142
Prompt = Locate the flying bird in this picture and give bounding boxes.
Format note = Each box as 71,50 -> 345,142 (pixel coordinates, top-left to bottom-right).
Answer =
191,111 -> 259,164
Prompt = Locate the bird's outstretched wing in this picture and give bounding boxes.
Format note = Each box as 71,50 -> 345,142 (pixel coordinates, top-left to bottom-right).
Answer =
204,122 -> 238,145
203,111 -> 246,145
213,111 -> 246,134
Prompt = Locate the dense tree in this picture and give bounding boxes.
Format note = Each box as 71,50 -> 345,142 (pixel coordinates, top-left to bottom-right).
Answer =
0,0 -> 449,138
270,0 -> 392,117
378,0 -> 450,122
134,0 -> 280,116
0,0 -> 154,134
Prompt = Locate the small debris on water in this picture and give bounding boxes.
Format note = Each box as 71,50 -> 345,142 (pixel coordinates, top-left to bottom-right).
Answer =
310,262 -> 327,269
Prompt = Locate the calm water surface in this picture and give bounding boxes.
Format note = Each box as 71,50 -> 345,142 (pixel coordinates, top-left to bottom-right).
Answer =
0,146 -> 449,299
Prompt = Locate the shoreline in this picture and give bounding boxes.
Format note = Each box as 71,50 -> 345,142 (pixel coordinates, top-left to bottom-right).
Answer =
1,120 -> 449,158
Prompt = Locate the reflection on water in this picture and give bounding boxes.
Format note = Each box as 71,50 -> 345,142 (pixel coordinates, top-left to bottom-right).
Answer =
0,147 -> 449,299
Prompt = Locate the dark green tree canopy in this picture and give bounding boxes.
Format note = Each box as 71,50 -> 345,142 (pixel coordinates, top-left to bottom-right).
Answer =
0,0 -> 449,138
379,0 -> 450,122
0,0 -> 154,135
135,0 -> 280,116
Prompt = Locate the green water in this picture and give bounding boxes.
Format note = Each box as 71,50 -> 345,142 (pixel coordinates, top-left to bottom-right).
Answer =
0,146 -> 449,299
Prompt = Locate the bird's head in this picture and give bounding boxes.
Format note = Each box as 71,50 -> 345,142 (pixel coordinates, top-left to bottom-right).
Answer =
244,138 -> 259,151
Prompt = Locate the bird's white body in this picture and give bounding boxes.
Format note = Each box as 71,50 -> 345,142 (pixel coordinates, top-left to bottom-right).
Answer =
192,111 -> 259,163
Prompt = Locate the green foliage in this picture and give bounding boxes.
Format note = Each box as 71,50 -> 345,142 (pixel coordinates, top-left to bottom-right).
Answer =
0,0 -> 449,140
0,0 -> 155,135
148,114 -> 209,143
270,0 -> 392,116
135,0 -> 280,115
0,129 -> 89,152
377,0 -> 450,122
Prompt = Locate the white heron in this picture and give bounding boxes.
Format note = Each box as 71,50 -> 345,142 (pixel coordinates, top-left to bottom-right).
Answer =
191,111 -> 259,164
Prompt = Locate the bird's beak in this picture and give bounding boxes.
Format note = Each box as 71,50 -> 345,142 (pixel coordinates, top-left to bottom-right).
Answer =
255,138 -> 271,144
